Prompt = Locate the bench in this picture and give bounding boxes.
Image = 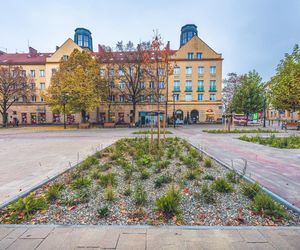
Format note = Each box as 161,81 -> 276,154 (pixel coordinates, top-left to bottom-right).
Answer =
282,122 -> 300,130
103,122 -> 116,128
79,123 -> 90,129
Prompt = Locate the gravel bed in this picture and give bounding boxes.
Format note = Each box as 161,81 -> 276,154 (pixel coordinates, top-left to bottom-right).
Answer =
1,137 -> 299,226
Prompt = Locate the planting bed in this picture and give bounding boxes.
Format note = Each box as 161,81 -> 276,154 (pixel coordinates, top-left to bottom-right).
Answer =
1,137 -> 299,226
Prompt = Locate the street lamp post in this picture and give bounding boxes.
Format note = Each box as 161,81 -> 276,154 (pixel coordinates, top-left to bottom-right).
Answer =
173,93 -> 176,128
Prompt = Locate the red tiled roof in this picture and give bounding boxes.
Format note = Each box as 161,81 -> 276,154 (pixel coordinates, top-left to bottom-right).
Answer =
0,53 -> 52,64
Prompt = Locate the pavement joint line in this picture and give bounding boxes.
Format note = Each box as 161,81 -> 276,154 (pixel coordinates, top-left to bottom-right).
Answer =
0,224 -> 300,230
186,138 -> 300,215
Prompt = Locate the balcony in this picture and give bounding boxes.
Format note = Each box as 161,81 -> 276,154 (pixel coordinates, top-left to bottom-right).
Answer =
209,87 -> 217,92
173,86 -> 180,92
185,86 -> 192,92
197,87 -> 204,92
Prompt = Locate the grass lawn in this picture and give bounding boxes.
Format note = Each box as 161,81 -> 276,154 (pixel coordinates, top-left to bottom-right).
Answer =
203,128 -> 279,134
1,137 -> 299,226
133,130 -> 173,134
239,135 -> 300,149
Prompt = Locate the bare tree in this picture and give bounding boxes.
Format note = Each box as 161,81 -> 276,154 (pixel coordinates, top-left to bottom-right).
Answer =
0,64 -> 31,127
99,41 -> 152,125
222,72 -> 241,130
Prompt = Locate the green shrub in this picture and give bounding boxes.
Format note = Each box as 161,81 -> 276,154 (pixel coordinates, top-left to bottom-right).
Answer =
212,177 -> 234,193
189,148 -> 203,161
45,183 -> 63,202
154,175 -> 172,188
155,160 -> 171,173
124,185 -> 132,196
94,151 -> 103,159
97,206 -> 109,218
250,192 -> 288,219
90,168 -> 102,179
8,193 -> 48,220
182,156 -> 198,169
103,186 -> 116,201
203,174 -> 215,181
77,188 -> 90,203
70,171 -> 81,180
134,183 -> 147,206
136,155 -> 152,168
99,163 -> 111,172
226,171 -> 239,183
200,183 -> 215,203
155,187 -> 181,219
185,169 -> 201,180
140,168 -> 150,180
204,158 -> 213,168
98,173 -> 117,187
79,156 -> 98,170
71,177 -> 91,190
240,181 -> 261,200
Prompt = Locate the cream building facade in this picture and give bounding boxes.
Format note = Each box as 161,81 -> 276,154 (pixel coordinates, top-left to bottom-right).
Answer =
0,25 -> 223,126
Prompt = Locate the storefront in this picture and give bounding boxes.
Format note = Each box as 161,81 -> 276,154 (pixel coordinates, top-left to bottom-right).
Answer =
117,112 -> 125,124
21,113 -> 27,124
30,113 -> 37,124
191,109 -> 199,123
205,109 -> 215,122
139,111 -> 164,126
67,114 -> 75,124
38,112 -> 46,124
99,112 -> 106,124
53,113 -> 61,123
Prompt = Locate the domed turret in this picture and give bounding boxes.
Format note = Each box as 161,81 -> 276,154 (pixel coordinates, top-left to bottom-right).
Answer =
180,24 -> 198,47
74,28 -> 93,51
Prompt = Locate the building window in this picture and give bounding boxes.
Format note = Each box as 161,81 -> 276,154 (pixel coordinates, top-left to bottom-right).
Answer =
209,80 -> 216,91
140,95 -> 145,102
197,80 -> 204,91
159,81 -> 165,89
149,94 -> 155,103
185,93 -> 192,102
84,36 -> 89,47
13,96 -> 18,102
173,94 -> 179,101
119,69 -> 125,76
109,69 -> 114,76
209,94 -> 216,101
139,82 -> 145,89
119,95 -> 125,102
187,53 -> 193,60
210,66 -> 216,75
40,83 -> 46,91
21,70 -> 26,77
78,35 -> 83,46
198,66 -> 204,76
174,66 -> 180,75
174,80 -> 180,92
51,68 -> 57,76
119,82 -> 125,89
197,94 -> 203,101
196,53 -> 202,59
158,68 -> 164,76
31,95 -> 37,102
185,80 -> 192,92
41,96 -> 44,102
30,83 -> 36,90
149,81 -> 155,89
40,70 -> 45,77
159,94 -> 165,102
63,55 -> 69,61
30,70 -> 35,77
100,69 -> 105,76
186,66 -> 192,75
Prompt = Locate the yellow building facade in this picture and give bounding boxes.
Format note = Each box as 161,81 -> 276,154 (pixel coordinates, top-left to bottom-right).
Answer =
0,25 -> 223,126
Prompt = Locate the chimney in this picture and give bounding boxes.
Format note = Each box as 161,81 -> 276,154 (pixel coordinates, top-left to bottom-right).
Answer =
29,46 -> 37,55
56,46 -> 60,51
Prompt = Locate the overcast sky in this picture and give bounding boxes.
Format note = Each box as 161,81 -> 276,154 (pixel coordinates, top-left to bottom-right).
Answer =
1,0 -> 299,81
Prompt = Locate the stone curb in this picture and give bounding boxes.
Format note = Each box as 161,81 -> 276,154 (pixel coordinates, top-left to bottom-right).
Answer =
187,139 -> 300,215
0,224 -> 299,230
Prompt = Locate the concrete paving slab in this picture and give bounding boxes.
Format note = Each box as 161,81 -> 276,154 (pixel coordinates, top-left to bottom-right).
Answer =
6,238 -> 43,250
116,233 -> 145,250
20,227 -> 53,239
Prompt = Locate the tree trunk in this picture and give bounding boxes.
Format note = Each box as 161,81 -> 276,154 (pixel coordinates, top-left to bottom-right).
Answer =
157,102 -> 160,145
2,111 -> 8,128
81,110 -> 86,123
132,102 -> 137,125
